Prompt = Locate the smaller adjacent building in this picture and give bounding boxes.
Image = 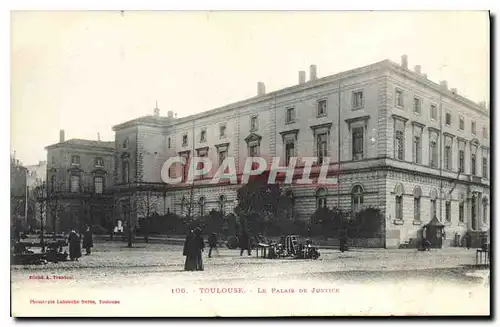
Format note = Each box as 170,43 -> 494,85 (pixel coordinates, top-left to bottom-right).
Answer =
10,155 -> 28,225
44,130 -> 115,232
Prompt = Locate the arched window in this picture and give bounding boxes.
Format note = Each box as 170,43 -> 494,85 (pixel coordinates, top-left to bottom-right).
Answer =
199,197 -> 206,217
286,190 -> 295,219
218,195 -> 226,214
394,183 -> 404,221
483,198 -> 488,225
316,188 -> 327,209
351,185 -> 364,214
413,186 -> 422,222
430,189 -> 438,220
180,196 -> 186,216
122,160 -> 129,183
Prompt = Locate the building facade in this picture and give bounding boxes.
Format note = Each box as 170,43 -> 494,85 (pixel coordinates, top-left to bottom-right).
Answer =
45,130 -> 115,232
109,56 -> 489,247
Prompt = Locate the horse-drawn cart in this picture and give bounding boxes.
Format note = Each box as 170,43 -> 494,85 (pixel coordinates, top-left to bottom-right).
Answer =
256,235 -> 320,260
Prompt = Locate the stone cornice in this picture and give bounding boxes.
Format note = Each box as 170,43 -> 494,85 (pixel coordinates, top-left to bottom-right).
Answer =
443,132 -> 455,138
411,121 -> 426,128
214,142 -> 230,149
195,146 -> 209,153
391,114 -> 409,123
457,137 -> 468,143
345,115 -> 370,126
309,122 -> 333,131
428,127 -> 441,134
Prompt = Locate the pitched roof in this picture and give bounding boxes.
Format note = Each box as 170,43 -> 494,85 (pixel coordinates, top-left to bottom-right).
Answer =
45,138 -> 114,150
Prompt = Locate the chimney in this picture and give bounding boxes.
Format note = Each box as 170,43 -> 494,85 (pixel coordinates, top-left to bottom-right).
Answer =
168,110 -> 174,119
423,74 -> 428,79
439,80 -> 448,89
257,82 -> 266,96
298,70 -> 306,84
97,132 -> 101,141
59,129 -> 65,143
309,65 -> 317,81
451,88 -> 457,94
414,65 -> 421,74
401,55 -> 408,69
479,101 -> 486,109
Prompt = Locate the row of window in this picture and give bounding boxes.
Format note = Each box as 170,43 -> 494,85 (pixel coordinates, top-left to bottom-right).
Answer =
50,175 -> 104,194
395,88 -> 488,139
69,155 -> 104,167
394,124 -> 489,177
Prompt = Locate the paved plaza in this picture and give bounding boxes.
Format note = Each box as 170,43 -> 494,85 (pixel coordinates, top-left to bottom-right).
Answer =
11,242 -> 490,316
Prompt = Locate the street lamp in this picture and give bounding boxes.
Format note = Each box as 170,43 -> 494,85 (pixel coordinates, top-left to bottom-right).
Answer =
35,182 -> 47,253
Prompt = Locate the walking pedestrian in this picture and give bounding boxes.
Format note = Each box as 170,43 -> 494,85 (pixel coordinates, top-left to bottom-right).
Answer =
208,232 -> 219,258
82,226 -> 93,255
239,231 -> 252,256
339,229 -> 347,253
68,230 -> 82,261
183,228 -> 205,271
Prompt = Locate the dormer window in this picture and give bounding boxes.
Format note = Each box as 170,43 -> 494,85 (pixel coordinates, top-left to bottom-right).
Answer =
71,155 -> 80,166
95,157 -> 104,167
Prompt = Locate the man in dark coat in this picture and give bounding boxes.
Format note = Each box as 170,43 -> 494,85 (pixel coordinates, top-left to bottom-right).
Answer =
339,229 -> 347,253
208,232 -> 219,258
82,226 -> 93,255
68,230 -> 82,261
183,229 -> 205,271
239,231 -> 251,256
465,231 -> 471,250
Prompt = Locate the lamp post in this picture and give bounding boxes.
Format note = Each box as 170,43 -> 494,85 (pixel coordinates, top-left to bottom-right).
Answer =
35,182 -> 47,253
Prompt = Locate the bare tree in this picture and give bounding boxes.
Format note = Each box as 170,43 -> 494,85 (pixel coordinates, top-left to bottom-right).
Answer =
135,189 -> 161,243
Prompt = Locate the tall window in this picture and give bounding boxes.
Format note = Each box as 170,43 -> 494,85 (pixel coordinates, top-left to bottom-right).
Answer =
395,195 -> 403,220
249,144 -> 259,157
414,196 -> 421,222
316,188 -> 327,209
200,129 -> 207,142
218,149 -> 227,166
286,190 -> 295,219
471,121 -> 476,135
429,141 -> 438,168
198,197 -> 206,217
483,127 -> 488,139
94,176 -> 104,194
123,138 -> 129,149
430,199 -> 437,220
182,155 -> 190,182
471,197 -> 477,230
352,127 -> 364,160
286,107 -> 295,123
459,150 -> 465,173
71,155 -> 80,165
182,134 -> 188,146
168,137 -> 171,148
395,130 -> 404,160
445,201 -> 451,222
482,157 -> 488,178
444,145 -> 452,170
459,201 -> 465,223
413,135 -> 421,164
285,140 -> 295,165
353,91 -> 364,109
122,161 -> 129,183
459,116 -> 464,130
430,104 -> 437,120
316,133 -> 328,165
413,97 -> 421,113
445,112 -> 451,126
219,124 -> 226,138
395,89 -> 404,107
95,157 -> 104,167
50,175 -> 56,192
218,195 -> 226,214
250,116 -> 258,131
482,199 -> 488,224
471,153 -> 477,175
181,197 -> 186,216
351,185 -> 364,214
317,99 -> 327,117
70,175 -> 80,193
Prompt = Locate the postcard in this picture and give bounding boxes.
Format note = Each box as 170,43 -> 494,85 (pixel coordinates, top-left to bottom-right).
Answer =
10,10 -> 490,317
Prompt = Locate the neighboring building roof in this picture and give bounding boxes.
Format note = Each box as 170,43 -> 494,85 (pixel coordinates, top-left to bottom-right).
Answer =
45,138 -> 115,151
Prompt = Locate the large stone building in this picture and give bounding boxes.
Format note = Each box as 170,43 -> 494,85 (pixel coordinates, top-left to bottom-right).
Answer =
44,130 -> 115,232
50,55 -> 489,248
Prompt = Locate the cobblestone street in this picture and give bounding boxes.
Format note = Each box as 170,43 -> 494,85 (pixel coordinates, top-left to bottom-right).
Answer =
11,242 -> 489,316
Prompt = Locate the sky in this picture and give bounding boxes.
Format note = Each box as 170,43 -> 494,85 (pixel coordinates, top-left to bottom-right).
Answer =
10,10 -> 490,166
